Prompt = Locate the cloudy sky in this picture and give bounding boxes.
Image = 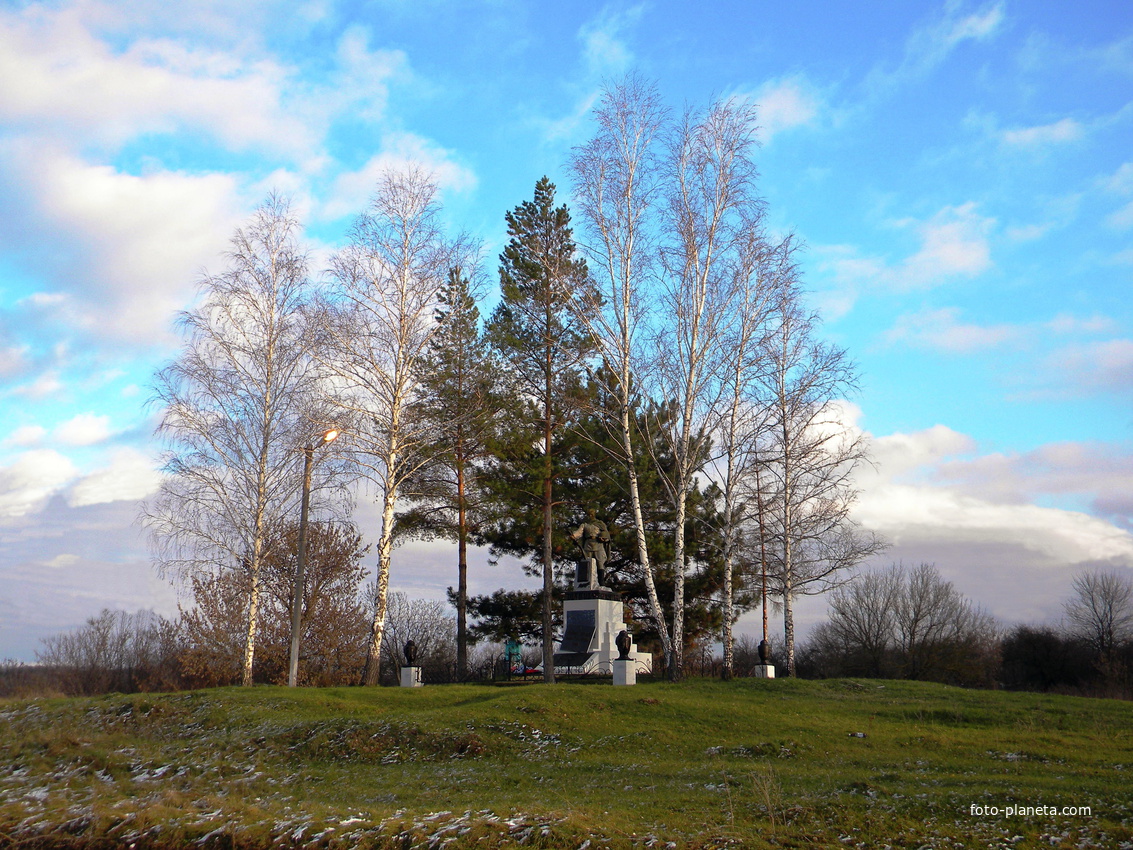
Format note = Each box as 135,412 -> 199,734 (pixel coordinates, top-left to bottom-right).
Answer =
1,0 -> 1131,661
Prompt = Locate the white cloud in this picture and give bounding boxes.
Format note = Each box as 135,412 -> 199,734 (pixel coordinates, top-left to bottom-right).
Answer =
9,371 -> 64,399
902,203 -> 993,285
1101,162 -> 1133,195
860,482 -> 1133,565
883,307 -> 1021,353
866,2 -> 1004,96
813,203 -> 994,314
3,425 -> 47,448
1047,313 -> 1118,335
43,553 -> 79,569
852,423 -> 1133,624
532,5 -> 644,149
0,343 -> 28,378
882,308 -> 1120,359
934,441 -> 1133,524
869,424 -> 977,481
578,5 -> 643,77
20,292 -> 67,308
1106,200 -> 1133,230
1005,222 -> 1051,242
67,448 -> 162,507
322,133 -> 478,221
0,5 -> 316,157
750,76 -> 822,143
54,413 -> 114,447
328,26 -> 409,126
0,449 -> 77,519
1001,118 -> 1085,147
536,90 -> 603,147
0,6 -> 428,351
0,143 -> 242,345
944,3 -> 1005,43
1048,338 -> 1133,397
0,494 -> 180,661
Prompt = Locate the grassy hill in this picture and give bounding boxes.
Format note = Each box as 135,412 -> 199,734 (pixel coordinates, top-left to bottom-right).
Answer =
1,678 -> 1130,848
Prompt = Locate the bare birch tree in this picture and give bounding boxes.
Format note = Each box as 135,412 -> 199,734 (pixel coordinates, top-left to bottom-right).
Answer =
143,196 -> 328,686
755,283 -> 884,676
653,97 -> 764,680
715,235 -> 794,679
314,167 -> 471,686
569,74 -> 675,669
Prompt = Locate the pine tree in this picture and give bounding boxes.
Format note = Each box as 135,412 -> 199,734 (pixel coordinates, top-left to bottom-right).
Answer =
484,177 -> 595,683
398,267 -> 499,678
472,375 -> 740,670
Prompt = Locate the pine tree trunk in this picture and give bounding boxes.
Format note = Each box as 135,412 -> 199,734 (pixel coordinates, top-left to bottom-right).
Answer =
541,410 -> 556,683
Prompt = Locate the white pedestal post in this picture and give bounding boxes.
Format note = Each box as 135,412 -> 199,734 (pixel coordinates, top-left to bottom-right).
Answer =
553,589 -> 652,676
613,659 -> 636,686
400,666 -> 423,687
754,664 -> 775,679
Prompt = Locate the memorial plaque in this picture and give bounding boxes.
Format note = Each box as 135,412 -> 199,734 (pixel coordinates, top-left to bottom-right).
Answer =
559,608 -> 596,654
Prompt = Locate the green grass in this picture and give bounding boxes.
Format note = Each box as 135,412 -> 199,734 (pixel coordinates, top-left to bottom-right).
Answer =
1,678 -> 1131,848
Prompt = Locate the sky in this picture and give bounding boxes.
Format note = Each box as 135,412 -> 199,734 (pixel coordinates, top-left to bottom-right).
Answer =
1,0 -> 1131,662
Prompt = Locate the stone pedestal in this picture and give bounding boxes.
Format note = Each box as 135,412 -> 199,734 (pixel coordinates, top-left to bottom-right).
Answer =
613,658 -> 636,686
575,556 -> 605,591
400,666 -> 422,687
753,664 -> 775,679
553,588 -> 651,675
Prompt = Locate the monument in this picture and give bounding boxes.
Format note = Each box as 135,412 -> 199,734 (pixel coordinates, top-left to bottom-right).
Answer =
554,510 -> 652,679
400,639 -> 423,687
754,637 -> 775,679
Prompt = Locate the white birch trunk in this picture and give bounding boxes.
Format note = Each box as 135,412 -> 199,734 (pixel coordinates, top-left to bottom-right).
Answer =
363,480 -> 397,685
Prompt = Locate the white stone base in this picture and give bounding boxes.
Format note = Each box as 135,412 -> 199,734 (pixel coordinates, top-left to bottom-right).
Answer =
613,659 -> 636,686
753,664 -> 775,679
400,666 -> 422,687
553,590 -> 652,675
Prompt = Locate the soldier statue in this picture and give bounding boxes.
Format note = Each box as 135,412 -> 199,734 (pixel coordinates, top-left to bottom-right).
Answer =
570,507 -> 610,588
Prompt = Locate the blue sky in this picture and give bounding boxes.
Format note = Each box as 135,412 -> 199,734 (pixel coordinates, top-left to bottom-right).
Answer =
1,0 -> 1131,661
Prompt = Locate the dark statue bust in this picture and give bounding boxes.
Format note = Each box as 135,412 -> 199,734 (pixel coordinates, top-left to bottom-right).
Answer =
403,639 -> 418,665
615,629 -> 632,661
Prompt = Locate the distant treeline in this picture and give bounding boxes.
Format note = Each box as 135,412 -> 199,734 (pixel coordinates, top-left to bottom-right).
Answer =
4,564 -> 1130,700
797,564 -> 1133,699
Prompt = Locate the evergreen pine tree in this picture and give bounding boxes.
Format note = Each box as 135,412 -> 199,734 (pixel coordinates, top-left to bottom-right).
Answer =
484,177 -> 595,682
398,267 -> 499,678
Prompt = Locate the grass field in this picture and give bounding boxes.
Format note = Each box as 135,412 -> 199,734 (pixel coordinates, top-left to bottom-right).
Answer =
1,677 -> 1131,848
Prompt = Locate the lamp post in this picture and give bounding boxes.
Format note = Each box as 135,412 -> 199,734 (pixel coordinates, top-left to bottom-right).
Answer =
288,428 -> 339,687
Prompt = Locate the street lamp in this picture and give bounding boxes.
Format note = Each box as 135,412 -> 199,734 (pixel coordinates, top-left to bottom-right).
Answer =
288,428 -> 339,687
